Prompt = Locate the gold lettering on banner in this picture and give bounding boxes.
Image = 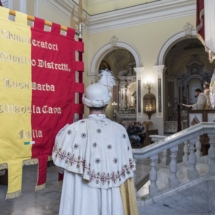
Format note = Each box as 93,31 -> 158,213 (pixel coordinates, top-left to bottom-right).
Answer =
3,79 -> 55,91
0,104 -> 61,114
1,30 -> 59,51
0,51 -> 71,72
38,59 -> 70,72
19,130 -> 43,139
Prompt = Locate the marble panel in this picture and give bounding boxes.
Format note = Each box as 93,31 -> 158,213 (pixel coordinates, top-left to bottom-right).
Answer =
208,180 -> 215,213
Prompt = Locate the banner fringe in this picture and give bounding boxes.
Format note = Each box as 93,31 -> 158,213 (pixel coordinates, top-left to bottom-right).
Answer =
0,156 -> 53,170
23,159 -> 38,166
6,190 -> 21,199
0,163 -> 8,170
35,183 -> 46,191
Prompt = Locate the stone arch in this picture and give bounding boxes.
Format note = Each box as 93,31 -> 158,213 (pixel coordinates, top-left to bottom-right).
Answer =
90,41 -> 142,76
157,29 -> 198,65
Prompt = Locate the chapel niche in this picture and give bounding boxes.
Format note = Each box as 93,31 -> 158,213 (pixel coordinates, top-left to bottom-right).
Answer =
98,48 -> 136,121
164,38 -> 214,124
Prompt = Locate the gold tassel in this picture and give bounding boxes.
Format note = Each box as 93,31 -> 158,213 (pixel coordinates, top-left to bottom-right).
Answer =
35,183 -> 46,191
0,163 -> 8,170
6,190 -> 21,199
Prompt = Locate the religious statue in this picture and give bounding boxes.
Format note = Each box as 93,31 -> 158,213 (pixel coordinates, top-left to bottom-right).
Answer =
210,71 -> 215,108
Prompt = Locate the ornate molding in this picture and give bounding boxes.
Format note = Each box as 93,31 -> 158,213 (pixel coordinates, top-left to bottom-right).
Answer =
183,22 -> 193,37
157,29 -> 197,65
87,0 -> 196,34
90,41 -> 142,76
154,65 -> 166,73
37,0 -> 195,34
166,75 -> 175,82
109,36 -> 118,48
134,67 -> 144,76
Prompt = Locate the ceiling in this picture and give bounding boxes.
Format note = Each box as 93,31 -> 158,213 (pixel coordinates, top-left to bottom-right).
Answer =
72,0 -> 160,15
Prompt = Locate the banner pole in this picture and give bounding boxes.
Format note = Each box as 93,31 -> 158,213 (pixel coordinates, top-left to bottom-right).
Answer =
8,9 -> 80,36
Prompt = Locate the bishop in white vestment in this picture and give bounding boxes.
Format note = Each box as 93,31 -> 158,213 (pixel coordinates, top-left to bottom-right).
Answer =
52,70 -> 138,215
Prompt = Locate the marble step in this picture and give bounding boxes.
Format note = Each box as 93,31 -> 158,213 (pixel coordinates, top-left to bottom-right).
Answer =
138,180 -> 215,215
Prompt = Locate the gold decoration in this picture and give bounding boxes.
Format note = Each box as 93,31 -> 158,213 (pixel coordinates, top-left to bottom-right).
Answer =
35,183 -> 46,191
6,190 -> 21,199
0,163 -> 8,170
0,156 -> 52,170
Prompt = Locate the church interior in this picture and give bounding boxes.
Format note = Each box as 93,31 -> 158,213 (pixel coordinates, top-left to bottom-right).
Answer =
0,0 -> 215,214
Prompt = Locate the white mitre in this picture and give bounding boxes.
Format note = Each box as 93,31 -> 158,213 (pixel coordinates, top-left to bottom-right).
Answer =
82,70 -> 115,107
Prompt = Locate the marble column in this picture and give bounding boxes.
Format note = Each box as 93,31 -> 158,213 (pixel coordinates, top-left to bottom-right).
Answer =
195,136 -> 202,161
134,67 -> 144,118
183,141 -> 189,163
208,135 -> 215,176
149,154 -> 159,196
169,146 -> 179,188
187,139 -> 199,180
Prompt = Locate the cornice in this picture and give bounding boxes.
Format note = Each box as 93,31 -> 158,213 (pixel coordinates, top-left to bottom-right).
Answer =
4,0 -> 196,35
87,0 -> 196,34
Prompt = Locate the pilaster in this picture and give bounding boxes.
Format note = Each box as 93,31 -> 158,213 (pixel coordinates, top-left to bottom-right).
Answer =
154,65 -> 166,118
134,67 -> 144,118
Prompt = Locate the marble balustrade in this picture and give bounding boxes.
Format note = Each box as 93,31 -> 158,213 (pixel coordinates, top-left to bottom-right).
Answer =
133,122 -> 215,197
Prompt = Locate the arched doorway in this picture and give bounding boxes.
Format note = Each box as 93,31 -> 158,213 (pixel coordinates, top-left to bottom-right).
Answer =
89,41 -> 142,120
90,41 -> 142,78
163,38 -> 214,132
98,48 -> 137,121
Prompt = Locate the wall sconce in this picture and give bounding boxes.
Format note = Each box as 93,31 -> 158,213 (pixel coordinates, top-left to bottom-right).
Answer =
143,81 -> 156,120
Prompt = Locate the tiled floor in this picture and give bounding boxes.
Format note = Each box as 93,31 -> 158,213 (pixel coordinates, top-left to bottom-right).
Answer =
0,165 -> 61,215
0,145 -> 213,215
0,159 -> 150,215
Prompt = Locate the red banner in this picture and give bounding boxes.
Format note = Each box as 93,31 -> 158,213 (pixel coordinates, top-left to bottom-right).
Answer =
196,0 -> 205,41
31,18 -> 84,188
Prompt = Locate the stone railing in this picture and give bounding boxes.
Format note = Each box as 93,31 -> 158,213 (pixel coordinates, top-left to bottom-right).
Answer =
133,122 -> 215,197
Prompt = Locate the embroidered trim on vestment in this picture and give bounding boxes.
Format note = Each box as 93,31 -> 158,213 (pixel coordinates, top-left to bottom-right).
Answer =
53,144 -> 135,185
